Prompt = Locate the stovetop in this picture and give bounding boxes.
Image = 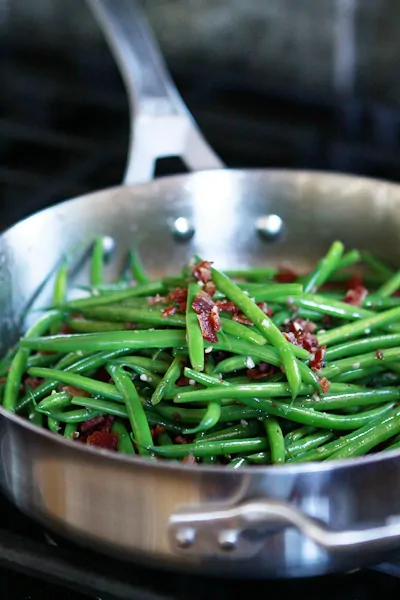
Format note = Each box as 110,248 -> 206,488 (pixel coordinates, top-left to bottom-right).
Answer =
3,30 -> 400,600
1,490 -> 400,600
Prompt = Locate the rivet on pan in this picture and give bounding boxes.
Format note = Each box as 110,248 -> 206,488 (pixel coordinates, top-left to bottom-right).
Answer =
102,236 -> 116,257
175,527 -> 196,549
171,217 -> 195,242
218,530 -> 238,551
256,214 -> 284,241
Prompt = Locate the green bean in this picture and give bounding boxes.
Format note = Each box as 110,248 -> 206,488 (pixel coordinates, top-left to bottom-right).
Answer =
239,451 -> 271,464
108,365 -> 153,456
90,237 -> 105,287
328,407 -> 400,460
183,400 -> 221,434
360,251 -> 395,281
174,381 -> 360,403
51,258 -> 68,334
37,408 -> 102,423
210,332 -> 310,362
374,270 -> 400,298
333,249 -> 361,272
296,387 -> 400,411
47,416 -> 61,434
157,430 -> 173,446
147,437 -> 268,458
156,403 -> 265,424
129,247 -> 149,285
16,348 -> 132,412
198,421 -> 261,442
28,407 -> 43,427
302,241 -> 344,293
332,364 -> 385,384
151,355 -> 183,405
37,391 -> 72,412
76,306 -> 186,328
71,396 -> 127,418
62,281 -> 165,310
110,356 -> 171,375
67,319 -> 128,333
27,352 -> 65,368
247,285 -> 304,303
184,367 -> 230,389
263,416 -> 285,463
0,346 -> 18,378
291,294 -> 373,320
220,317 -> 266,346
144,410 -> 187,434
325,334 -> 400,361
176,384 -> 395,429
211,267 -> 301,399
213,355 -> 261,375
223,267 -> 277,282
186,282 -> 205,372
318,306 -> 400,346
285,431 -> 334,459
284,425 -> 317,445
321,347 -> 400,379
27,367 -> 123,402
111,419 -> 135,454
21,329 -> 187,353
3,310 -> 62,412
63,423 -> 78,439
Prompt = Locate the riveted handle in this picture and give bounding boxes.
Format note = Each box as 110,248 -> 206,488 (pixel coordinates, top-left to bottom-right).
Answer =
86,0 -> 223,185
169,499 -> 400,560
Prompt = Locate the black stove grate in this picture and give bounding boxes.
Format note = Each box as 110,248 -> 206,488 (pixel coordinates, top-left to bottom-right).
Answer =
3,41 -> 400,230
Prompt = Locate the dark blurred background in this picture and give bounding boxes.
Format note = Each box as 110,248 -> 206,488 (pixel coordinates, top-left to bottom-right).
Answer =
2,0 -> 400,229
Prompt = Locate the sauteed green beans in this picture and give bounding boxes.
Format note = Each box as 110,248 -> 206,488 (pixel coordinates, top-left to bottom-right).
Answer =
3,240 -> 400,465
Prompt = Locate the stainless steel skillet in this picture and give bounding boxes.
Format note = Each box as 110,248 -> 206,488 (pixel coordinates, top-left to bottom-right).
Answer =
1,0 -> 400,579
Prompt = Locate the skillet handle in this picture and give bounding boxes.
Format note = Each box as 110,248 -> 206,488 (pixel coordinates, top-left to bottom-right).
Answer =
169,500 -> 400,559
86,0 -> 224,185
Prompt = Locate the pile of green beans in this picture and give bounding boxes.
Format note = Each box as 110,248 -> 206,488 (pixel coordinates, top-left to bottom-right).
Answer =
2,238 -> 400,466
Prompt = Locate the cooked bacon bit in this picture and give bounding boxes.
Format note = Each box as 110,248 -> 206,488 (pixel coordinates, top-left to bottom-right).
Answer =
322,315 -> 333,327
176,375 -> 190,387
124,322 -> 136,330
0,376 -> 7,384
60,323 -> 74,335
162,305 -> 179,317
80,415 -> 106,435
203,281 -> 216,296
284,318 -> 326,372
174,435 -> 189,444
173,412 -> 182,422
61,385 -> 91,398
318,377 -> 331,394
274,268 -> 297,283
348,273 -> 363,290
168,287 -> 188,304
25,377 -> 44,389
39,350 -> 57,355
182,454 -> 197,464
257,302 -> 274,317
86,430 -> 118,451
231,313 -> 252,326
148,294 -> 166,305
151,425 -> 165,439
309,345 -> 326,372
192,290 -> 221,343
247,362 -> 277,380
215,300 -> 238,314
103,415 -> 114,433
192,260 -> 213,283
376,350 -> 384,360
344,285 -> 368,307
196,312 -> 218,342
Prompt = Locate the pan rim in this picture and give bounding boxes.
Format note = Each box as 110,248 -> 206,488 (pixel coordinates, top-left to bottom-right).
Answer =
2,166 -> 400,476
